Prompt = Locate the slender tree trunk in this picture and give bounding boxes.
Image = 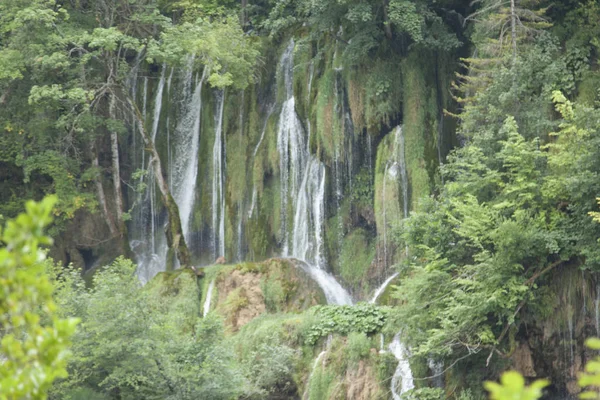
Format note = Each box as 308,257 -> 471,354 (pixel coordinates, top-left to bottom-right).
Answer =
91,141 -> 118,236
109,93 -> 127,237
127,95 -> 194,271
382,0 -> 393,39
241,0 -> 248,28
510,0 -> 517,64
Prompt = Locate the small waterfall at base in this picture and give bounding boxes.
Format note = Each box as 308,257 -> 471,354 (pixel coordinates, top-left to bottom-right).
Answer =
389,333 -> 415,399
212,90 -> 226,259
428,358 -> 444,388
370,273 -> 399,304
203,280 -> 215,317
303,334 -> 333,400
277,39 -> 352,306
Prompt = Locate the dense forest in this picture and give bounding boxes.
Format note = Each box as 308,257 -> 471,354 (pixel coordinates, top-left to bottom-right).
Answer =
2,0 -> 600,399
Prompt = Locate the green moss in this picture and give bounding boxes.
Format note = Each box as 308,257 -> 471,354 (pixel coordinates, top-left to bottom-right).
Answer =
145,268 -> 201,332
577,70 -> 600,106
222,287 -> 249,321
401,51 -> 440,211
338,228 -> 375,291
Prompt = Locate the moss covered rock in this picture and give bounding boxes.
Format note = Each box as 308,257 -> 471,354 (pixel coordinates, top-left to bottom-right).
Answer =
201,258 -> 326,332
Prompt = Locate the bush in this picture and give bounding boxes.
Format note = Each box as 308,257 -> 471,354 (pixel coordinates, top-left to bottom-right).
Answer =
347,332 -> 372,363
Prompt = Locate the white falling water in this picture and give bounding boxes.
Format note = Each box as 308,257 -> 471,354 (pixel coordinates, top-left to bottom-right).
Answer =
151,66 -> 166,142
172,64 -> 206,242
303,334 -> 333,400
277,39 -> 352,306
370,273 -> 399,304
389,333 -> 415,399
428,358 -> 444,388
212,90 -> 226,258
203,279 -> 215,317
132,67 -> 168,284
277,95 -> 306,254
277,41 -> 305,254
133,63 -> 205,283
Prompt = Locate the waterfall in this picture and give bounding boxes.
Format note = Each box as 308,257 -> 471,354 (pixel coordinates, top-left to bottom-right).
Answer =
131,68 -> 168,284
212,90 -> 226,259
237,203 -> 244,262
428,358 -> 444,388
132,62 -> 205,283
277,41 -> 305,254
303,334 -> 333,400
203,280 -> 215,317
277,95 -> 306,254
151,66 -> 166,142
389,333 -> 415,399
277,39 -> 352,306
173,64 -> 205,243
370,273 -> 399,304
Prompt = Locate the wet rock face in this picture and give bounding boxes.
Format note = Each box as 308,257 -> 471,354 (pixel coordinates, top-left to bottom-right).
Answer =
510,266 -> 600,397
211,258 -> 326,331
344,360 -> 380,400
216,269 -> 266,331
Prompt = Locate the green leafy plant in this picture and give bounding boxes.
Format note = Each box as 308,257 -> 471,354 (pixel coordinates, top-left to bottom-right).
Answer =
485,371 -> 549,400
303,304 -> 389,345
0,196 -> 78,400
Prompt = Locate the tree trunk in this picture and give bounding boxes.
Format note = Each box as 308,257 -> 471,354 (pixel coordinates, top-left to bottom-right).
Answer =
109,93 -> 127,237
510,0 -> 517,63
382,0 -> 393,40
241,0 -> 248,28
127,95 -> 194,271
91,141 -> 118,236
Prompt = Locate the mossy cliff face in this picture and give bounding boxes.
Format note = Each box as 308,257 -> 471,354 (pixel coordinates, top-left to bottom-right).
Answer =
200,258 -> 326,332
122,37 -> 457,300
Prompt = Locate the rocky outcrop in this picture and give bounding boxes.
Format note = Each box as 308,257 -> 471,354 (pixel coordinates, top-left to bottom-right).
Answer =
206,258 -> 326,332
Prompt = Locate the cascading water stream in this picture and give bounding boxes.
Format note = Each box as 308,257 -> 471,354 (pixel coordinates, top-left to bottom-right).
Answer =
303,334 -> 333,400
276,39 -> 352,306
370,273 -> 399,304
212,90 -> 226,258
173,67 -> 206,242
389,333 -> 415,399
132,62 -> 205,283
203,280 -> 215,317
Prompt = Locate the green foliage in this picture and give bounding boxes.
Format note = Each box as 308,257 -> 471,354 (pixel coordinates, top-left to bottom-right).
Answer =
0,196 -> 78,399
339,229 -> 375,290
484,371 -> 548,400
303,304 -> 388,345
152,16 -> 260,90
402,388 -> 446,400
50,259 -> 247,400
579,338 -> 600,398
346,332 -> 372,363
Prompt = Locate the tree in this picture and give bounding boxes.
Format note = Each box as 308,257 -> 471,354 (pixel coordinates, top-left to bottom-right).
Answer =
0,196 -> 78,399
50,259 -> 247,399
0,0 -> 259,268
